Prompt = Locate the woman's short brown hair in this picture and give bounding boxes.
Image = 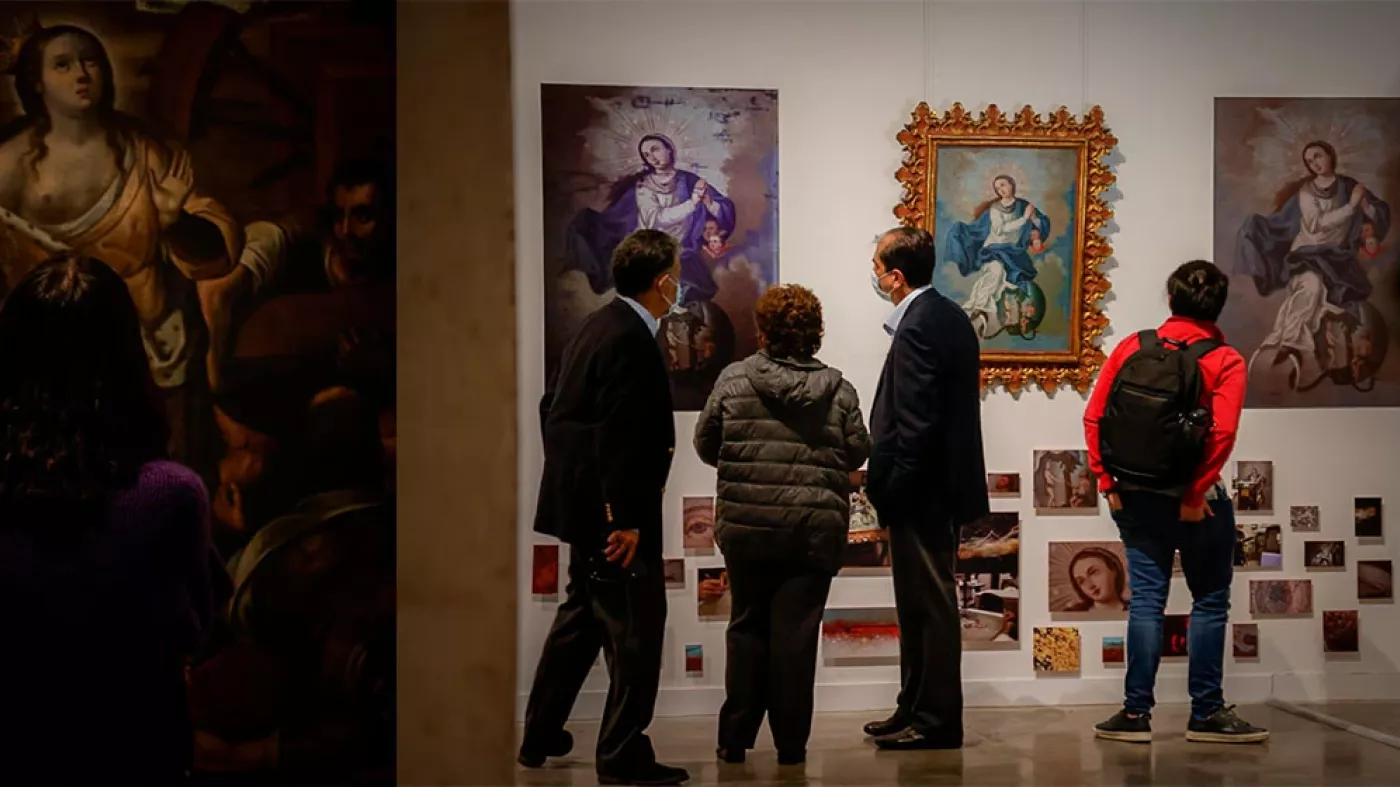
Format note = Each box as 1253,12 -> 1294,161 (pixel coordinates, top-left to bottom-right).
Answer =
755,284 -> 823,360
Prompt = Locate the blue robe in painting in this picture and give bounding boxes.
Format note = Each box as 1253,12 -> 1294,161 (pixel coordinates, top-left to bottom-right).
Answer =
944,198 -> 1050,288
566,169 -> 737,304
1235,175 -> 1390,316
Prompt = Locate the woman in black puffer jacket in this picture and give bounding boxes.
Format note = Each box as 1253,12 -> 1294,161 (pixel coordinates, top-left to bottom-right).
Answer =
695,283 -> 871,767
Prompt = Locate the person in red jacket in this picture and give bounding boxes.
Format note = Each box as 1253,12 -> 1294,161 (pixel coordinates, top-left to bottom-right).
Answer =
1083,260 -> 1268,745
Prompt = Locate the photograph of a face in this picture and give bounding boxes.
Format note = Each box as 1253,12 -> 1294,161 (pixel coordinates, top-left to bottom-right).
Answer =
1290,505 -> 1320,531
663,558 -> 686,589
1102,636 -> 1125,665
1358,560 -> 1394,601
1356,497 -> 1383,538
1048,541 -> 1130,617
987,473 -> 1022,499
683,497 -> 716,552
1161,614 -> 1189,658
1234,523 -> 1283,569
1033,627 -> 1081,673
684,644 -> 704,675
532,544 -> 560,596
1233,623 -> 1259,659
1033,450 -> 1098,515
957,513 -> 1021,647
1250,579 -> 1314,616
1323,610 -> 1359,653
821,607 -> 901,667
1304,541 -> 1346,569
697,567 -> 730,619
1232,461 -> 1274,514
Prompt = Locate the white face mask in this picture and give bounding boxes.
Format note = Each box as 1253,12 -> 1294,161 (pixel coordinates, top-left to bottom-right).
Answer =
662,275 -> 686,317
871,270 -> 895,303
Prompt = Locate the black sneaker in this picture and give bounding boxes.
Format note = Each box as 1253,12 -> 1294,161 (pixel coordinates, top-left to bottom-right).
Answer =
1093,709 -> 1152,743
1186,705 -> 1270,744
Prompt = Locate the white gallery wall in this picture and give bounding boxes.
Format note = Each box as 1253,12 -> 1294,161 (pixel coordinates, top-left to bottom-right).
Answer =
511,0 -> 1400,719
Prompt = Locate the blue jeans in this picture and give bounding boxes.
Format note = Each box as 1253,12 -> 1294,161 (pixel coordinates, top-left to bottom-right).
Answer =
1113,488 -> 1234,720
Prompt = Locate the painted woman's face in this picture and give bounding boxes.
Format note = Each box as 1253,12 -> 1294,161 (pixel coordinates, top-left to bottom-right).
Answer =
40,34 -> 104,116
1303,145 -> 1335,177
994,178 -> 1015,198
640,139 -> 674,171
1073,555 -> 1114,604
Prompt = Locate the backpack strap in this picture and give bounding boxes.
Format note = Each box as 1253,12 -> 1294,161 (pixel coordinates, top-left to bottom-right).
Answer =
1137,329 -> 1161,350
1181,338 -> 1225,366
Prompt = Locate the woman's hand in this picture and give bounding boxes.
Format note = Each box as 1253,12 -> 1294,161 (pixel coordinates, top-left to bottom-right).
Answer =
1350,183 -> 1367,209
153,150 -> 196,229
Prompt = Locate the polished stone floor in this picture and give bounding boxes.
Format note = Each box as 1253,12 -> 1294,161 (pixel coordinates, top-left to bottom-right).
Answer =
516,703 -> 1400,785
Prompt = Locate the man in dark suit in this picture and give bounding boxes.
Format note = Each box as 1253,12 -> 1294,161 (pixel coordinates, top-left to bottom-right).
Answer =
519,229 -> 689,786
862,226 -> 989,750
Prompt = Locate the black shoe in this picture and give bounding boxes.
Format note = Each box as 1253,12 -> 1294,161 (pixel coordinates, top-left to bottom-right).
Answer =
873,726 -> 962,750
863,711 -> 908,738
517,729 -> 574,768
1093,709 -> 1152,743
777,749 -> 806,766
716,746 -> 745,764
1186,705 -> 1270,744
597,762 -> 691,785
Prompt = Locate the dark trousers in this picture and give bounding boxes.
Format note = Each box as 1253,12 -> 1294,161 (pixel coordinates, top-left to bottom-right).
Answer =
522,551 -> 666,772
888,522 -> 963,741
717,559 -> 832,755
1114,487 -> 1234,719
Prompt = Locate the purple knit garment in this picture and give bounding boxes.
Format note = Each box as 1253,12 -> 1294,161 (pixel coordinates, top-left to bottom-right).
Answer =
0,460 -> 214,778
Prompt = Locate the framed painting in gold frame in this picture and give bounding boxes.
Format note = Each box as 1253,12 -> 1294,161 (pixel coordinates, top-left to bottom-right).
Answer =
895,103 -> 1117,393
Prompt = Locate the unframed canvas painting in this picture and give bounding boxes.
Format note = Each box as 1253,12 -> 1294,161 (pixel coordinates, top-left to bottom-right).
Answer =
821,607 -> 901,667
1214,98 -> 1400,408
1250,579 -> 1314,616
1358,560 -> 1394,600
1047,541 -> 1130,617
1232,461 -> 1274,514
1032,450 -> 1098,514
541,85 -> 779,410
1032,627 -> 1081,673
1234,523 -> 1283,569
0,4 -> 398,781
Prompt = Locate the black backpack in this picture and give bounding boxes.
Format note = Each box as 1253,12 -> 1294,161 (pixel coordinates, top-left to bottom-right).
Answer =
1098,330 -> 1223,494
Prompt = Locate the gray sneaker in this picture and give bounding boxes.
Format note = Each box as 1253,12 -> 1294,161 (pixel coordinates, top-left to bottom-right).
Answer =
1186,705 -> 1270,744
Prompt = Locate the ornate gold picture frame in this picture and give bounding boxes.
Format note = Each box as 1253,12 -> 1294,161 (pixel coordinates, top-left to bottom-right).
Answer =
895,103 -> 1117,393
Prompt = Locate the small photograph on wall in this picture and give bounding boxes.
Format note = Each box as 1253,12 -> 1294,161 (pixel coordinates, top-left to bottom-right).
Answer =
1250,579 -> 1314,616
1356,497 -> 1383,539
683,497 -> 716,553
1323,610 -> 1359,654
957,513 -> 1021,648
1232,461 -> 1274,515
1032,450 -> 1097,515
1290,505 -> 1321,532
1161,614 -> 1189,658
821,608 -> 901,667
1304,540 -> 1346,569
540,84 -> 780,411
843,470 -> 890,573
1233,623 -> 1259,659
1032,627 -> 1081,673
684,644 -> 704,675
987,473 -> 1021,499
1102,636 -> 1125,666
1047,541 -> 1130,617
532,544 -> 560,596
663,558 -> 686,590
697,567 -> 730,620
1214,98 -> 1400,409
1234,523 -> 1283,569
1358,560 -> 1394,601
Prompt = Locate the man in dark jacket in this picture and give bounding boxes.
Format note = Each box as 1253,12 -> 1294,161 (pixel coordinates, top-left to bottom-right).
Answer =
863,227 -> 989,750
519,229 -> 689,786
694,284 -> 870,765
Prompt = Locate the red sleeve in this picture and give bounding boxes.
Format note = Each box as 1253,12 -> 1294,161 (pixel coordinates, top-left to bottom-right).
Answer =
1185,348 -> 1246,508
1084,337 -> 1135,493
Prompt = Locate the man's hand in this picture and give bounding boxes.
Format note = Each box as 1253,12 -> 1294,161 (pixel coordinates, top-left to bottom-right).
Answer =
604,529 -> 639,568
1107,492 -> 1123,513
1180,501 -> 1212,523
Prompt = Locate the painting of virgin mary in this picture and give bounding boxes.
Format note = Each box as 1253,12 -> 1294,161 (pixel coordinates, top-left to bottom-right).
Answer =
946,174 -> 1050,340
